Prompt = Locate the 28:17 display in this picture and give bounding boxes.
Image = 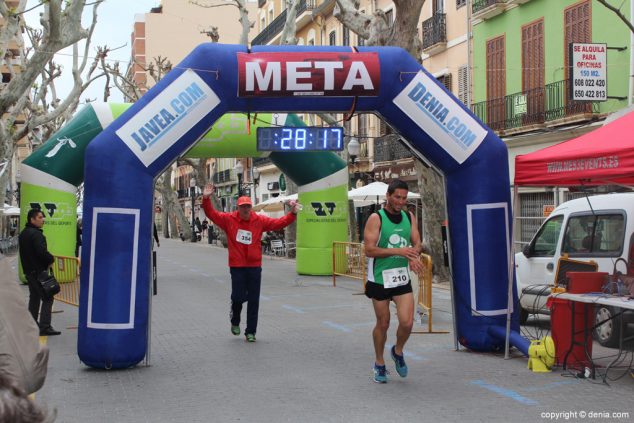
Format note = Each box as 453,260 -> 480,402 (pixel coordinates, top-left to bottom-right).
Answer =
256,127 -> 344,152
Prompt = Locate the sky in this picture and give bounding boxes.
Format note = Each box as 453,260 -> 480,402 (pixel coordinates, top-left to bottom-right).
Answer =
25,0 -> 161,103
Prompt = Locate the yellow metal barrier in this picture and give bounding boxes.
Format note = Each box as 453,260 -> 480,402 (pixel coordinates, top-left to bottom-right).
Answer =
332,242 -> 366,290
52,255 -> 80,306
412,253 -> 448,334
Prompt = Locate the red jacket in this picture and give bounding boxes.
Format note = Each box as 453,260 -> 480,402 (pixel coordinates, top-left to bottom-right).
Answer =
202,197 -> 297,267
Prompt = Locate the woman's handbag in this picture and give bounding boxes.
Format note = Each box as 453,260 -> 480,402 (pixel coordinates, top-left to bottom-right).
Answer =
37,269 -> 60,298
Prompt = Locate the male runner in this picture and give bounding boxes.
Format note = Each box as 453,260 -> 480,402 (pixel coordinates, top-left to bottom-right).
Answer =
363,179 -> 424,383
202,183 -> 300,342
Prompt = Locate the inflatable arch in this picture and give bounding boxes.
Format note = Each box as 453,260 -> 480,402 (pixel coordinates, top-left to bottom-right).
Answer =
19,107 -> 347,280
61,44 -> 521,369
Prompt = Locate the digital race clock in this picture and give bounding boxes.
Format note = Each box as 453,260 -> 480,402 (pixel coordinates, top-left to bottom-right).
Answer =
256,127 -> 344,152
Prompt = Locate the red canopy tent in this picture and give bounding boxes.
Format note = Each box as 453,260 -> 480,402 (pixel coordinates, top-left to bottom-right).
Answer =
515,110 -> 634,186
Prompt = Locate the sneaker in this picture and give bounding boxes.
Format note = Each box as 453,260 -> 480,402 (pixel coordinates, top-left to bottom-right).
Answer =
245,333 -> 256,342
231,325 -> 240,336
373,364 -> 388,383
39,327 -> 61,336
391,345 -> 408,378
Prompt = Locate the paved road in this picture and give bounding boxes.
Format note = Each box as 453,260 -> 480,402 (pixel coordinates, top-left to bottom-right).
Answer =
14,238 -> 634,422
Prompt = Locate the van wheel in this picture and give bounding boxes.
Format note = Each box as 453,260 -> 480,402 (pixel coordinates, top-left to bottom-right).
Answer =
593,306 -> 621,348
519,307 -> 529,325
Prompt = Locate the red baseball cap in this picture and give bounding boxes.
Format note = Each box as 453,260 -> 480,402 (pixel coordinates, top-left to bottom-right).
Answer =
237,196 -> 252,206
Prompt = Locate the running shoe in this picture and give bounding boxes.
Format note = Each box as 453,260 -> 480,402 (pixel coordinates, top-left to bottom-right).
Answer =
373,364 -> 388,383
391,345 -> 408,378
231,325 -> 240,336
245,333 -> 256,342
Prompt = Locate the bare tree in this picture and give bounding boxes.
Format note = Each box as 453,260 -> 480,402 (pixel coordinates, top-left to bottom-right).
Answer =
597,0 -> 634,33
190,0 -> 254,45
0,0 -> 107,207
332,1 -> 449,281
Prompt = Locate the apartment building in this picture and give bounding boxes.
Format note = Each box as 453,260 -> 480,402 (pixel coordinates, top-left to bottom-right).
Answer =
1,0 -> 27,208
250,1 -> 475,198
469,0 -> 631,246
128,0 -> 259,214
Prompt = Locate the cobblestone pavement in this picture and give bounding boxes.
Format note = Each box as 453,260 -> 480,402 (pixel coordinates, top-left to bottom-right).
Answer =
13,238 -> 634,422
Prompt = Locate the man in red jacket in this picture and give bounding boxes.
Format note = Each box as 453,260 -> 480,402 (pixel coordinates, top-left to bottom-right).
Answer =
202,183 -> 300,342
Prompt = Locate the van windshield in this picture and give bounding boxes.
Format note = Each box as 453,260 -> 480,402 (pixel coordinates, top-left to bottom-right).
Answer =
532,215 -> 563,256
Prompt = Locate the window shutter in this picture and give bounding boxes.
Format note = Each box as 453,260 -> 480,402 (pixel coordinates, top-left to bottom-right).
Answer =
437,73 -> 452,92
458,65 -> 468,106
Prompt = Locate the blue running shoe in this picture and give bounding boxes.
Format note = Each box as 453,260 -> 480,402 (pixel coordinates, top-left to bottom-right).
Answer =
373,364 -> 388,383
391,345 -> 408,378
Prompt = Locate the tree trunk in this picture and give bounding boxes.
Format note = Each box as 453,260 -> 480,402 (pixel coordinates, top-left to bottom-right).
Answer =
417,163 -> 449,283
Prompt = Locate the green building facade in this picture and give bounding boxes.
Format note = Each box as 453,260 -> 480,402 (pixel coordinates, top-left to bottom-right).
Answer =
471,0 -> 631,134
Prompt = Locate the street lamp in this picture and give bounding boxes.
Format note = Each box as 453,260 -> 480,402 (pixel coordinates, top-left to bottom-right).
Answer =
190,176 -> 197,242
234,160 -> 244,196
251,167 -> 260,204
347,137 -> 360,164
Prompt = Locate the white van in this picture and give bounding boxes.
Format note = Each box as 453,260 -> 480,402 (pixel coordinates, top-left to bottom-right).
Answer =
515,192 -> 634,347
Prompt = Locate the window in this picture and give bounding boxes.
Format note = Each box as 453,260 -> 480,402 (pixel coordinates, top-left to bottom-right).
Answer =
456,0 -> 466,8
343,26 -> 350,46
358,114 -> 368,137
379,119 -> 393,136
358,35 -> 365,46
433,0 -> 444,13
531,215 -> 564,257
437,73 -> 452,92
329,30 -> 336,46
458,65 -> 468,105
486,35 -> 506,129
562,213 -> 625,256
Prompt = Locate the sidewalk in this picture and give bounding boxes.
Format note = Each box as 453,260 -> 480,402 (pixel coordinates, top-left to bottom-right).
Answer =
24,238 -> 634,422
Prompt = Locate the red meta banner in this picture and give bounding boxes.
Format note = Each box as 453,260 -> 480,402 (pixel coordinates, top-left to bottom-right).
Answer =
237,52 -> 380,97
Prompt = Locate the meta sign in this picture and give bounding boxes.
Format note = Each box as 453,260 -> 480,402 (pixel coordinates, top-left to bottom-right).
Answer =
237,52 -> 380,97
569,43 -> 607,102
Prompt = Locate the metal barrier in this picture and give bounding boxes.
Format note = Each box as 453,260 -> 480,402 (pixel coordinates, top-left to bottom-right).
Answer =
52,255 -> 80,306
332,241 -> 366,289
412,253 -> 448,334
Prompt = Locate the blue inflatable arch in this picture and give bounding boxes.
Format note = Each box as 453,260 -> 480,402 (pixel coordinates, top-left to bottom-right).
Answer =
79,44 -> 520,369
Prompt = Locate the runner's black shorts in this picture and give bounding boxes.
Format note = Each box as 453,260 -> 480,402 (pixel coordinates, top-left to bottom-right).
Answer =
365,281 -> 413,301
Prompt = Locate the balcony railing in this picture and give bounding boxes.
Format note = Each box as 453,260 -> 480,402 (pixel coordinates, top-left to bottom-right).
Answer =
253,156 -> 272,167
472,0 -> 507,19
251,0 -> 314,46
212,169 -> 233,185
422,13 -> 447,52
470,79 -> 598,133
374,135 -> 411,162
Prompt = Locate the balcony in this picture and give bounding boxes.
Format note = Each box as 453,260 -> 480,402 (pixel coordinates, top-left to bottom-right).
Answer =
251,0 -> 315,46
212,169 -> 233,185
374,135 -> 412,163
422,13 -> 447,55
470,79 -> 599,135
253,156 -> 273,167
472,0 -> 507,20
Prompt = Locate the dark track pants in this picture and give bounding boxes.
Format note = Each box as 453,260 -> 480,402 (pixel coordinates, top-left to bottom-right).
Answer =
26,274 -> 53,329
229,267 -> 262,335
